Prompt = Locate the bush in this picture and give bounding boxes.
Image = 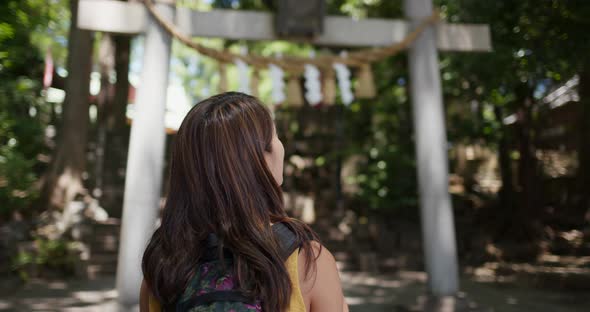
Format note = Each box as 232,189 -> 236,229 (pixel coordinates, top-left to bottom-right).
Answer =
0,0 -> 52,217
0,78 -> 46,217
11,237 -> 77,280
0,141 -> 39,216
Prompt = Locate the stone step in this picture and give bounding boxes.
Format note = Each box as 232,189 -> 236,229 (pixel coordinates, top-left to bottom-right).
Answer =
537,255 -> 590,268
88,254 -> 118,266
85,263 -> 117,279
334,251 -> 356,272
473,261 -> 590,290
513,269 -> 590,290
88,235 -> 119,253
74,257 -> 118,279
91,225 -> 121,237
90,219 -> 121,234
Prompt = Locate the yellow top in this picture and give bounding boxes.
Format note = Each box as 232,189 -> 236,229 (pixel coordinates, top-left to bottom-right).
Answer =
285,249 -> 306,312
149,250 -> 306,312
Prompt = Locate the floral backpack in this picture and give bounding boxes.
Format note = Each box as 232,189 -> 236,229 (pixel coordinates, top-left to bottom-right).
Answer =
172,222 -> 300,312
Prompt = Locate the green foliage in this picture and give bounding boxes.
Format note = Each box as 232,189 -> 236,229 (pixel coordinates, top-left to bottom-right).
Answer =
342,57 -> 420,218
29,0 -> 70,69
0,143 -> 39,216
0,0 -> 54,216
439,0 -> 590,122
11,237 -> 76,280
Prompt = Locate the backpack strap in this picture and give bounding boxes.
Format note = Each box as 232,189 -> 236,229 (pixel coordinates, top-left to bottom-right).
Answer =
200,233 -> 234,262
272,222 -> 301,260
201,223 -> 302,263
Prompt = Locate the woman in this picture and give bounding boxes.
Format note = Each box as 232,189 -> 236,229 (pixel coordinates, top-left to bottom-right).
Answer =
140,92 -> 348,311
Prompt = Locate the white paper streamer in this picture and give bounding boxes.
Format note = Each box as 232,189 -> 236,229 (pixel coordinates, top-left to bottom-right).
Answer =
234,58 -> 251,95
304,64 -> 322,106
333,63 -> 354,105
269,64 -> 286,104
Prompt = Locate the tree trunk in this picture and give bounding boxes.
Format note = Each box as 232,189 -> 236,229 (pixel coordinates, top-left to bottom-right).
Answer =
40,0 -> 93,210
506,85 -> 541,245
577,59 -> 590,215
111,35 -> 131,134
94,33 -> 115,201
516,96 -> 538,219
333,104 -> 345,220
494,106 -> 515,212
102,34 -> 131,217
102,0 -> 133,217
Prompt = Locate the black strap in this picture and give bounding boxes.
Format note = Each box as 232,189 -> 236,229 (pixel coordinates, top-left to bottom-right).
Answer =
203,222 -> 302,261
271,222 -> 300,260
206,232 -> 220,247
201,248 -> 233,262
176,290 -> 256,311
201,233 -> 233,262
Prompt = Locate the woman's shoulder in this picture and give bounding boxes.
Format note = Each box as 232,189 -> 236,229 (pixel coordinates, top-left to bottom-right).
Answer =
297,241 -> 345,307
298,241 -> 338,282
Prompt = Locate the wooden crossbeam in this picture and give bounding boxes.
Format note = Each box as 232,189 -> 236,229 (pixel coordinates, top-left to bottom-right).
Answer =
78,0 -> 491,51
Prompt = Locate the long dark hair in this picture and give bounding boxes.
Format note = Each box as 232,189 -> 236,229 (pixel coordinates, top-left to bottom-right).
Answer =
142,92 -> 319,311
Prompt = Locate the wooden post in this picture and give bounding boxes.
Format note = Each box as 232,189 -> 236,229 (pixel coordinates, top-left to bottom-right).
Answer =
115,2 -> 174,309
404,0 -> 459,296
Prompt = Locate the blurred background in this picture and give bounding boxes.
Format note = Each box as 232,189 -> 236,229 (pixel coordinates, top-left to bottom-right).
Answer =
0,0 -> 589,311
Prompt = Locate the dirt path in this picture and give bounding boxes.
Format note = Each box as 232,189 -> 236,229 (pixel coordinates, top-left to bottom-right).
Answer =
340,271 -> 590,312
0,272 -> 588,312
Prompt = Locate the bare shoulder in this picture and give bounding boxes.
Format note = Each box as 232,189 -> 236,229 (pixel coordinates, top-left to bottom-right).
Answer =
139,278 -> 150,312
298,241 -> 348,312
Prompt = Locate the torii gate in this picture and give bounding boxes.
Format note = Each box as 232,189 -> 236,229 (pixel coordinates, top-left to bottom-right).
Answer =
78,0 -> 491,309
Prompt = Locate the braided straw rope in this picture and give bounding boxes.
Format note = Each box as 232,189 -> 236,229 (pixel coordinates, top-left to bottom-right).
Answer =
143,0 -> 440,73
